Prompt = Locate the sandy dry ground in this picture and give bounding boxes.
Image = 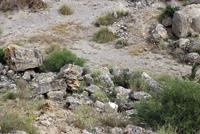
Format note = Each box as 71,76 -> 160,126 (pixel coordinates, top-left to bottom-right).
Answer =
0,0 -> 192,76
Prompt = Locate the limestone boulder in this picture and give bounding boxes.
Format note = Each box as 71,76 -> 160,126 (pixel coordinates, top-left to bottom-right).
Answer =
5,45 -> 43,72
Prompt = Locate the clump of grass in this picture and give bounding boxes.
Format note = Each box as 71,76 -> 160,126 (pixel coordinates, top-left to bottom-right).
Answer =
194,45 -> 200,55
0,48 -> 6,64
95,12 -> 117,26
156,124 -> 178,134
36,99 -> 46,110
0,112 -> 38,134
43,49 -> 86,72
116,40 -> 128,46
12,40 -> 25,46
44,43 -> 61,56
93,26 -> 116,43
98,106 -> 129,127
95,10 -> 129,26
2,91 -> 17,100
93,90 -> 110,102
59,4 -> 73,15
158,6 -> 180,22
72,105 -> 97,130
0,26 -> 2,34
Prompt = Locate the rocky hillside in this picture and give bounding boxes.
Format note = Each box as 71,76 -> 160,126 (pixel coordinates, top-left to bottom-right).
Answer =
0,0 -> 200,134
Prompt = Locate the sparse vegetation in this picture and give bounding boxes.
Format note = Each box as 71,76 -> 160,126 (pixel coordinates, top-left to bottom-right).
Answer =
93,26 -> 116,43
156,124 -> 178,134
36,99 -> 45,110
59,4 -> 73,15
95,10 -> 129,26
0,26 -> 2,34
13,40 -> 25,46
43,49 -> 86,72
158,6 -> 180,22
0,48 -> 6,64
72,105 -> 97,130
135,77 -> 200,133
93,90 -> 110,102
116,40 -> 128,46
194,45 -> 200,55
44,43 -> 61,55
0,112 -> 38,134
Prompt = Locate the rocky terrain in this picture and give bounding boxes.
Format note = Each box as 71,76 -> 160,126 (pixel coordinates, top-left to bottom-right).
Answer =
0,0 -> 200,134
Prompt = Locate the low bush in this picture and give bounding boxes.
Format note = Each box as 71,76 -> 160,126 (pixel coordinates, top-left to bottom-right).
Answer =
93,90 -> 110,102
116,40 -> 128,46
95,12 -> 117,26
0,48 -> 6,64
135,77 -> 200,133
59,4 -> 73,15
93,27 -> 116,43
44,44 -> 61,55
98,106 -> 129,128
95,10 -> 129,26
158,6 -> 180,22
0,112 -> 38,134
36,99 -> 45,110
113,70 -> 146,91
43,49 -> 86,72
72,105 -> 97,130
2,91 -> 17,100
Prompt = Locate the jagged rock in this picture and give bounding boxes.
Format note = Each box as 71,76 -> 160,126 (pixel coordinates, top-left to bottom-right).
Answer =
47,91 -> 64,101
98,74 -> 114,88
149,23 -> 168,41
131,91 -> 151,100
185,52 -> 200,63
117,101 -> 135,112
162,17 -> 172,27
83,74 -> 93,86
8,131 -> 27,134
172,4 -> 200,38
141,72 -> 162,91
125,125 -> 156,134
82,130 -> 92,134
0,0 -> 47,10
59,64 -> 82,91
33,72 -> 56,84
122,109 -> 137,116
5,45 -> 43,71
36,83 -> 53,95
175,38 -> 191,50
111,127 -> 124,134
114,86 -> 131,99
112,66 -> 123,76
22,71 -> 31,81
106,102 -> 118,111
7,70 -> 14,77
94,100 -> 105,110
85,84 -> 100,94
66,94 -> 93,110
0,63 -> 4,70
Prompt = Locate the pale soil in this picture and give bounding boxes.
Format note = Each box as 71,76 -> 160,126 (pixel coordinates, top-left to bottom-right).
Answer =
0,0 -> 191,76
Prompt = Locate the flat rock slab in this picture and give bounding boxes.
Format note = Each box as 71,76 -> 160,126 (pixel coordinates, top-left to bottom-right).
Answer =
5,44 -> 43,71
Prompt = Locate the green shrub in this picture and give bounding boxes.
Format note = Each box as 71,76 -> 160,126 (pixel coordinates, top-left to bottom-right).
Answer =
129,72 -> 146,92
43,49 -> 86,72
195,45 -> 200,55
59,4 -> 73,15
93,27 -> 116,43
113,70 -> 132,88
135,77 -> 200,133
158,6 -> 180,22
116,9 -> 129,17
93,90 -> 110,102
0,48 -> 6,64
0,112 -> 38,134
